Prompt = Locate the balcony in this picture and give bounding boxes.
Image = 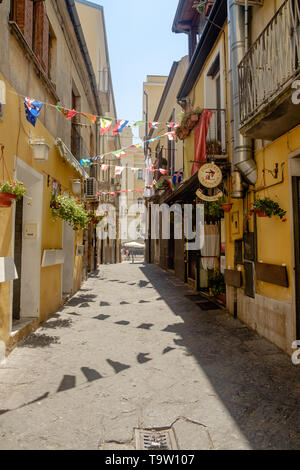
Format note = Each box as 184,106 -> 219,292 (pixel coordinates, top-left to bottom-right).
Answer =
238,0 -> 300,140
206,108 -> 227,160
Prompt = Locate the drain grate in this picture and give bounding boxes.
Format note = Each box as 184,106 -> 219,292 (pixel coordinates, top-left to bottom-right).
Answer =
135,428 -> 178,450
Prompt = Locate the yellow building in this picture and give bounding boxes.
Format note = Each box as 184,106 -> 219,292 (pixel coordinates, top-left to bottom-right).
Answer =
0,0 -> 102,357
146,0 -> 300,354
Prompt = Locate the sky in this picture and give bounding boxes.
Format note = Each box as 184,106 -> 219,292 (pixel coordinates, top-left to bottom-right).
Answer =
92,0 -> 188,130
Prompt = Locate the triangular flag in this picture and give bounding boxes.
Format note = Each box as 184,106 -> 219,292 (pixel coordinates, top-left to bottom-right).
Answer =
159,169 -> 168,175
112,120 -> 129,135
115,166 -> 124,175
79,112 -> 97,123
56,106 -> 77,120
101,164 -> 109,171
100,118 -> 112,135
149,122 -> 159,130
133,121 -> 145,127
135,188 -> 143,194
24,98 -> 43,127
112,150 -> 126,159
166,131 -> 176,141
80,159 -> 92,167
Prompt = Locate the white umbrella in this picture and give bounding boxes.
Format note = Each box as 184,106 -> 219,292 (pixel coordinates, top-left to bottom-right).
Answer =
123,241 -> 145,248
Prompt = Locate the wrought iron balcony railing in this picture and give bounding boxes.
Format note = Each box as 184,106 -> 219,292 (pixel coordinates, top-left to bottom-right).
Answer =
239,0 -> 300,126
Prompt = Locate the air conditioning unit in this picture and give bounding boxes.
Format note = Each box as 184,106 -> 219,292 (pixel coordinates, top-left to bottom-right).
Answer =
84,177 -> 98,199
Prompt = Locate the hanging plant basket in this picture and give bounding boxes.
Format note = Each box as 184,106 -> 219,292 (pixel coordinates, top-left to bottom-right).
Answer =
0,181 -> 26,207
0,192 -> 16,207
221,202 -> 233,213
249,198 -> 287,221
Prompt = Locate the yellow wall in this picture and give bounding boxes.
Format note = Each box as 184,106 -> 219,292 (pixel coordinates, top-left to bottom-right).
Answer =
0,77 -> 85,344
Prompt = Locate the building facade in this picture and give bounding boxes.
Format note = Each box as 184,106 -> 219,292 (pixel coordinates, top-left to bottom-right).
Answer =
0,0 -> 105,356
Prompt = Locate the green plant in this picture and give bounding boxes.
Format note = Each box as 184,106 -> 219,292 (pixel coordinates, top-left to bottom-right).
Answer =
0,180 -> 26,200
193,1 -> 206,15
206,139 -> 222,155
209,271 -> 226,296
50,195 -> 90,230
204,198 -> 224,220
180,107 -> 202,128
250,197 -> 287,221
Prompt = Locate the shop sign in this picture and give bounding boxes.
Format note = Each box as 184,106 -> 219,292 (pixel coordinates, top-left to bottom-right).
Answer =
198,163 -> 222,188
196,188 -> 223,201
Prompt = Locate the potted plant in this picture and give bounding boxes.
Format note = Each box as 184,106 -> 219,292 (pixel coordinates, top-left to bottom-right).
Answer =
206,139 -> 222,156
249,197 -> 287,221
204,198 -> 224,222
209,271 -> 226,303
176,107 -> 203,140
0,180 -> 26,207
219,196 -> 233,213
50,195 -> 90,230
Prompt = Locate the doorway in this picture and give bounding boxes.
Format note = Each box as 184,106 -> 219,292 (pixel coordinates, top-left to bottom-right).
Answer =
292,176 -> 300,339
11,159 -> 43,332
62,221 -> 75,298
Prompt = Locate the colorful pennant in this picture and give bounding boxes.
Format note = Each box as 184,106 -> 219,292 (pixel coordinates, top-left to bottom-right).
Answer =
56,106 -> 77,120
100,118 -> 112,135
112,120 -> 129,135
24,98 -> 43,127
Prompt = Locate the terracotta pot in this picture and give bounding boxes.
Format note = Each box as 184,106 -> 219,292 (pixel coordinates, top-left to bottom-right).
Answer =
221,203 -> 233,213
0,192 -> 16,207
254,208 -> 268,217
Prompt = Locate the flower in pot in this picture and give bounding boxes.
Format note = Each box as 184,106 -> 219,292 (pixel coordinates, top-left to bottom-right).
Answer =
249,197 -> 287,221
0,180 -> 26,207
209,271 -> 226,298
51,195 -> 90,230
204,198 -> 224,222
220,197 -> 233,213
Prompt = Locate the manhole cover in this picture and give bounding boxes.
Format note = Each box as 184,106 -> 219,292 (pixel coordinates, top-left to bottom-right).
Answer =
135,428 -> 178,450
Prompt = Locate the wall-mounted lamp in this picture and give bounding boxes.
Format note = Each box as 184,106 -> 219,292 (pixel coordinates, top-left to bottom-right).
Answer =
72,179 -> 82,195
30,138 -> 50,161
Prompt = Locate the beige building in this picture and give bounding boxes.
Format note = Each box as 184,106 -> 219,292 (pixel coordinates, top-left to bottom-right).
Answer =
119,127 -> 145,244
140,75 -> 168,143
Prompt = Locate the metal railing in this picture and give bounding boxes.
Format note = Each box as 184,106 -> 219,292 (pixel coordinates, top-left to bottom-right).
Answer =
206,108 -> 227,157
239,0 -> 300,125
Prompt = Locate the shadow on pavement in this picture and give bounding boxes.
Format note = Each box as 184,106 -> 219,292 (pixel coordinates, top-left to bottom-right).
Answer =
139,264 -> 300,450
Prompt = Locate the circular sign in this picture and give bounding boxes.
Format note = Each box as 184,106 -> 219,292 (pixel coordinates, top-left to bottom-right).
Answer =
198,163 -> 222,188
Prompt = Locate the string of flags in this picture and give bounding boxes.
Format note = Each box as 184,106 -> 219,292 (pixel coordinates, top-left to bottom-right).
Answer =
22,93 -> 181,133
79,130 -> 176,166
97,188 -> 143,197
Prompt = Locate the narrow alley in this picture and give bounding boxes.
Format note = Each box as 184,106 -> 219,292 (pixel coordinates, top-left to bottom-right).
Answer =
0,262 -> 299,450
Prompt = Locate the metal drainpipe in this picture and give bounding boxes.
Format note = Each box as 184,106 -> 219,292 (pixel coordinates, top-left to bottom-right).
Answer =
227,0 -> 257,189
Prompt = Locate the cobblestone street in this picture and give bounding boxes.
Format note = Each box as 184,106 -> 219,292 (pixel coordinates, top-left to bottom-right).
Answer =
0,262 -> 299,450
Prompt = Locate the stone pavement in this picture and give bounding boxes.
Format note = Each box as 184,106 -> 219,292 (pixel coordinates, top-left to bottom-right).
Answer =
0,262 -> 299,450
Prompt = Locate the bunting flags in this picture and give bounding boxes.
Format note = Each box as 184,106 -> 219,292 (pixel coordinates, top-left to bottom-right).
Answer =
112,150 -> 126,159
133,121 -> 145,127
112,120 -> 129,135
149,122 -> 159,130
80,159 -> 92,167
115,166 -> 124,175
101,164 -> 109,171
100,118 -> 112,135
79,112 -> 97,123
166,131 -> 176,141
24,98 -> 43,127
56,106 -> 77,120
166,122 -> 181,128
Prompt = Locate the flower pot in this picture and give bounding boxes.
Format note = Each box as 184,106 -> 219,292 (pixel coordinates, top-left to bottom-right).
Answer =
221,203 -> 233,213
191,114 -> 199,122
0,192 -> 16,207
254,208 -> 268,217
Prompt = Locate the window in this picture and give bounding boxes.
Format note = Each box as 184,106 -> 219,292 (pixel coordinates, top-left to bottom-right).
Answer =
137,198 -> 143,209
137,169 -> 143,180
10,0 -> 52,77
